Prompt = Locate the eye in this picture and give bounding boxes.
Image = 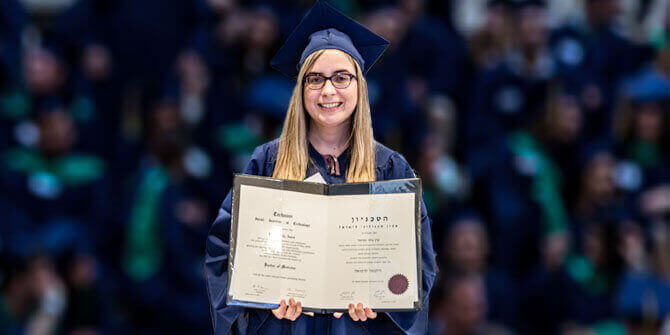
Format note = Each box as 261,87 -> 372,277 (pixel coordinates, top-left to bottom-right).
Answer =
307,75 -> 325,85
333,73 -> 349,84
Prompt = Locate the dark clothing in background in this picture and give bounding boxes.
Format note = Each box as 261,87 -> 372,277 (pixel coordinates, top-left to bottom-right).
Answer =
549,24 -> 655,139
0,148 -> 111,256
0,0 -> 25,88
467,54 -> 554,152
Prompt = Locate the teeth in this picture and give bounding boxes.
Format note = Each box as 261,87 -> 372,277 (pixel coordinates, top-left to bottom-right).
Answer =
321,102 -> 340,108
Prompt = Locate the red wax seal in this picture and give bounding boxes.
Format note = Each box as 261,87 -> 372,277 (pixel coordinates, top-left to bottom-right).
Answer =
388,274 -> 409,295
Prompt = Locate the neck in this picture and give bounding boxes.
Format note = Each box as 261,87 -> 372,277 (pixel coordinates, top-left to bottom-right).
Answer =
308,120 -> 350,157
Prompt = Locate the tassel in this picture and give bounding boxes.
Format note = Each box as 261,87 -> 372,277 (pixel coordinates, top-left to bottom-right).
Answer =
323,155 -> 340,176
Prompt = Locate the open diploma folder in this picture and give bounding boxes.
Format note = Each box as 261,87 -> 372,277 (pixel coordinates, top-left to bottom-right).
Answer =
227,174 -> 423,313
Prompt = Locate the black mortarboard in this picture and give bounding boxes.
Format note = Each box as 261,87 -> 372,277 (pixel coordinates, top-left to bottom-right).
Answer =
270,0 -> 389,79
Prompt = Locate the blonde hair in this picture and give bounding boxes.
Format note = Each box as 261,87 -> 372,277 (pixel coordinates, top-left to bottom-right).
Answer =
272,49 -> 376,182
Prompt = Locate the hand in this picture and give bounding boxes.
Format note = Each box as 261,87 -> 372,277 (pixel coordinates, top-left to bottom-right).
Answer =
272,298 -> 303,321
333,303 -> 377,321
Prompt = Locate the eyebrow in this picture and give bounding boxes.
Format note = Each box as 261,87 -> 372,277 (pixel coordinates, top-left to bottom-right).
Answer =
307,69 -> 353,75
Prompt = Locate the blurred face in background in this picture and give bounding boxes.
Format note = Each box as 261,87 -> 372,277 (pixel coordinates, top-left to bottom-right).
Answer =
38,109 -> 76,156
486,4 -> 509,41
440,277 -> 487,332
633,103 -> 663,143
217,9 -> 248,45
176,51 -> 210,98
23,48 -> 65,95
148,101 -> 185,167
445,220 -> 489,274
303,50 -> 358,129
150,101 -> 181,137
82,44 -> 112,82
365,8 -> 407,48
207,0 -> 236,15
398,0 -> 424,21
516,6 -> 547,51
586,0 -> 620,26
547,94 -> 583,143
583,152 -> 616,204
247,9 -> 278,51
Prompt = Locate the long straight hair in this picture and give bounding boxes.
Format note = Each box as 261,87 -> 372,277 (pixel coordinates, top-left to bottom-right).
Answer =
272,49 -> 376,182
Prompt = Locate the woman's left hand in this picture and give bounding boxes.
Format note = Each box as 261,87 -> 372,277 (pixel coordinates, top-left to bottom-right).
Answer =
333,303 -> 377,321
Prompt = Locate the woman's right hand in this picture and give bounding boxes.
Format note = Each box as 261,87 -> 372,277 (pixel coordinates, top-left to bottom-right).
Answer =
272,298 -> 304,321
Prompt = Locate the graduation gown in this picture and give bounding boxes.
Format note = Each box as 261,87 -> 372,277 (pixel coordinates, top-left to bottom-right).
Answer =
205,139 -> 437,334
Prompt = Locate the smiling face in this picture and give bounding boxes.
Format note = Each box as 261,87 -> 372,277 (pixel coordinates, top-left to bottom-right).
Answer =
303,49 -> 359,129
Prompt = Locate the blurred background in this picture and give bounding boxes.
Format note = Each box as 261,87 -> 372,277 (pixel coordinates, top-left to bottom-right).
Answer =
0,0 -> 669,334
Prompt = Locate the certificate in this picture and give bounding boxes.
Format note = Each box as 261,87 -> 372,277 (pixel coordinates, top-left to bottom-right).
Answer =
227,174 -> 422,313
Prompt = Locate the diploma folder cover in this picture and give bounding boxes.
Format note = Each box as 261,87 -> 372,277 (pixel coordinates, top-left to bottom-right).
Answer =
227,174 -> 423,313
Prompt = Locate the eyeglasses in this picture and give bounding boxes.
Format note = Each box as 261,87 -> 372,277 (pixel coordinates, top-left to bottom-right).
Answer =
304,73 -> 357,90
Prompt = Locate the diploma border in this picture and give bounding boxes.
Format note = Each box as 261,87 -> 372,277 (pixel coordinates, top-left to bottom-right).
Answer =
227,174 -> 423,313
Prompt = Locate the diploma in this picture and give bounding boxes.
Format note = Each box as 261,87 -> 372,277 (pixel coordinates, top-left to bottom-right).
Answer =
227,174 -> 422,313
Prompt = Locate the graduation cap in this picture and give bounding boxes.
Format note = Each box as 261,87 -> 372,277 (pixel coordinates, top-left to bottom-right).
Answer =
622,70 -> 670,104
577,138 -> 614,170
270,0 -> 389,79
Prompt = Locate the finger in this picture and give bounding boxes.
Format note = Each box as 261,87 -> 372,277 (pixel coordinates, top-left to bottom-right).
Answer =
276,299 -> 287,315
302,312 -> 315,317
356,303 -> 367,321
272,300 -> 287,319
333,312 -> 343,318
365,307 -> 377,319
348,303 -> 359,321
286,300 -> 296,321
290,301 -> 302,321
286,298 -> 297,319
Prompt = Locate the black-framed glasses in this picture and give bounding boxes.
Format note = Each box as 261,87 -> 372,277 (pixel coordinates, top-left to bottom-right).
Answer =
304,73 -> 357,90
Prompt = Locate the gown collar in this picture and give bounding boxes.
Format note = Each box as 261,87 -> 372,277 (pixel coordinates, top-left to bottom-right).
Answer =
307,141 -> 351,180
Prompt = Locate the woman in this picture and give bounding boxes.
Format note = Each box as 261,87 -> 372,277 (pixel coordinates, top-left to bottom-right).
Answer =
205,2 -> 437,334
613,70 -> 670,192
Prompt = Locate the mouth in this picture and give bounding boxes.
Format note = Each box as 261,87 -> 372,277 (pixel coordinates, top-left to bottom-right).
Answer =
318,102 -> 343,110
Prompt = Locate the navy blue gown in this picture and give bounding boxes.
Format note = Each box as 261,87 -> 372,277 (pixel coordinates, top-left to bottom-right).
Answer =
205,139 -> 437,334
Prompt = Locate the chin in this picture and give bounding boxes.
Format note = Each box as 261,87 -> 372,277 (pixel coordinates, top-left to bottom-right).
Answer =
316,113 -> 349,127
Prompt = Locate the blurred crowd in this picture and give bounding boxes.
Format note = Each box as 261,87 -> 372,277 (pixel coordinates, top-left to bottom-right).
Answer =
0,0 -> 669,334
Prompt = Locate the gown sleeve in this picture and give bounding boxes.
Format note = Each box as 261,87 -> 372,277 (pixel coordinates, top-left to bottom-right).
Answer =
204,145 -> 271,334
374,152 -> 438,335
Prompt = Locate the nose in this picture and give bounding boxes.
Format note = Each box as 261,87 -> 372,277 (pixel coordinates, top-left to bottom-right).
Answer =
321,78 -> 337,96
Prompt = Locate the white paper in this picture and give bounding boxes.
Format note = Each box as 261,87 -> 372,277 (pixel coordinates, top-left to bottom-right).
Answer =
228,184 -> 419,311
